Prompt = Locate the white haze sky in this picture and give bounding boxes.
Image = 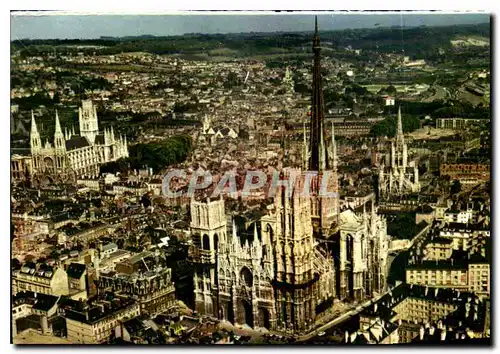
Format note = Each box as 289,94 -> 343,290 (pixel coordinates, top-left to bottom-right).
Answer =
10,12 -> 490,40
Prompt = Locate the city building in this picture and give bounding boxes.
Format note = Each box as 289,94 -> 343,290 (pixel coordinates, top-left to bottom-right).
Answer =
98,251 -> 176,316
440,163 -> 490,185
12,263 -> 69,296
378,107 -> 421,199
28,100 -> 128,187
63,297 -> 140,344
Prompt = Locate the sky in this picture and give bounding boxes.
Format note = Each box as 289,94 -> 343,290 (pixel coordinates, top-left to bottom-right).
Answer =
10,12 -> 490,40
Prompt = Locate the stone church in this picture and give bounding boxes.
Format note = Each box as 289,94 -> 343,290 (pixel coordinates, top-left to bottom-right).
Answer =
378,106 -> 421,199
29,99 -> 128,186
188,18 -> 390,334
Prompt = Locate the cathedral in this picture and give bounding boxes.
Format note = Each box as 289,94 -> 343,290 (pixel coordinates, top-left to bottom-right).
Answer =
29,99 -> 129,186
188,18 -> 390,334
378,106 -> 421,199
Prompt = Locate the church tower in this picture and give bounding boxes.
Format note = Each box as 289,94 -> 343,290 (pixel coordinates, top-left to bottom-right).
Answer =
273,169 -> 318,332
30,111 -> 42,170
189,198 -> 227,317
53,110 -> 66,170
394,106 -> 407,168
79,99 -> 99,144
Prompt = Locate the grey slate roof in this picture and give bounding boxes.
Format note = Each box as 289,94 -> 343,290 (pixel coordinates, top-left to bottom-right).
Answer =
65,135 -> 90,151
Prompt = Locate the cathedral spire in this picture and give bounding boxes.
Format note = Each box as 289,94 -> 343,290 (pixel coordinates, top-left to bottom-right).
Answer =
30,110 -> 39,136
54,110 -> 62,134
396,105 -> 404,147
30,110 -> 41,152
309,16 -> 329,172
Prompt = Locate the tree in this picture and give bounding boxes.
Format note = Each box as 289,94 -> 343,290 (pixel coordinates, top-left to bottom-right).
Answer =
224,72 -> 242,89
450,180 -> 462,195
370,115 -> 421,137
386,85 -> 397,95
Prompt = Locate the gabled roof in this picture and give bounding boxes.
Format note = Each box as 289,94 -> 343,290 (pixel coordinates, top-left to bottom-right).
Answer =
94,134 -> 105,145
103,242 -> 118,252
66,262 -> 86,279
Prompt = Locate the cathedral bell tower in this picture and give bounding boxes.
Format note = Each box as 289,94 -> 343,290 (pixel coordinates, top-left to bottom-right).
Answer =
189,197 -> 226,317
79,99 -> 99,145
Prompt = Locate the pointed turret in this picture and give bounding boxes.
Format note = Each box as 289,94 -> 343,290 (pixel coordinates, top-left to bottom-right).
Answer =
232,217 -> 237,240
30,111 -> 41,153
54,110 -> 65,151
30,110 -> 39,136
54,110 -> 62,134
302,122 -> 309,169
104,127 -> 108,141
371,198 -> 377,231
396,105 -> 404,147
391,141 -> 396,168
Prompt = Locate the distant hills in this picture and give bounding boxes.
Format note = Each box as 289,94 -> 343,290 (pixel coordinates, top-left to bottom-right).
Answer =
11,22 -> 490,61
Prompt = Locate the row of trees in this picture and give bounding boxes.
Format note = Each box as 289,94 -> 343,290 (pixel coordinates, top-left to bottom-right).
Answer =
12,92 -> 59,110
370,114 -> 421,137
100,135 -> 193,174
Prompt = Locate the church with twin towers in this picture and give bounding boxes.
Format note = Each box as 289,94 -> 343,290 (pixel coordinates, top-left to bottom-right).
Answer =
188,17 -> 390,334
29,99 -> 129,186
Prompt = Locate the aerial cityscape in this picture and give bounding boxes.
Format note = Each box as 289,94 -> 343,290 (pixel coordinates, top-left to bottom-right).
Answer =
10,11 -> 491,345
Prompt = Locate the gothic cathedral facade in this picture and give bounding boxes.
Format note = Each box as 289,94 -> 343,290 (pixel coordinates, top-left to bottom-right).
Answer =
188,18 -> 390,335
29,99 -> 128,186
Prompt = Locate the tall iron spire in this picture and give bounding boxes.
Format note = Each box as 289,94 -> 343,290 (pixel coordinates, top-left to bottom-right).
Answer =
396,105 -> 404,147
309,16 -> 329,172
